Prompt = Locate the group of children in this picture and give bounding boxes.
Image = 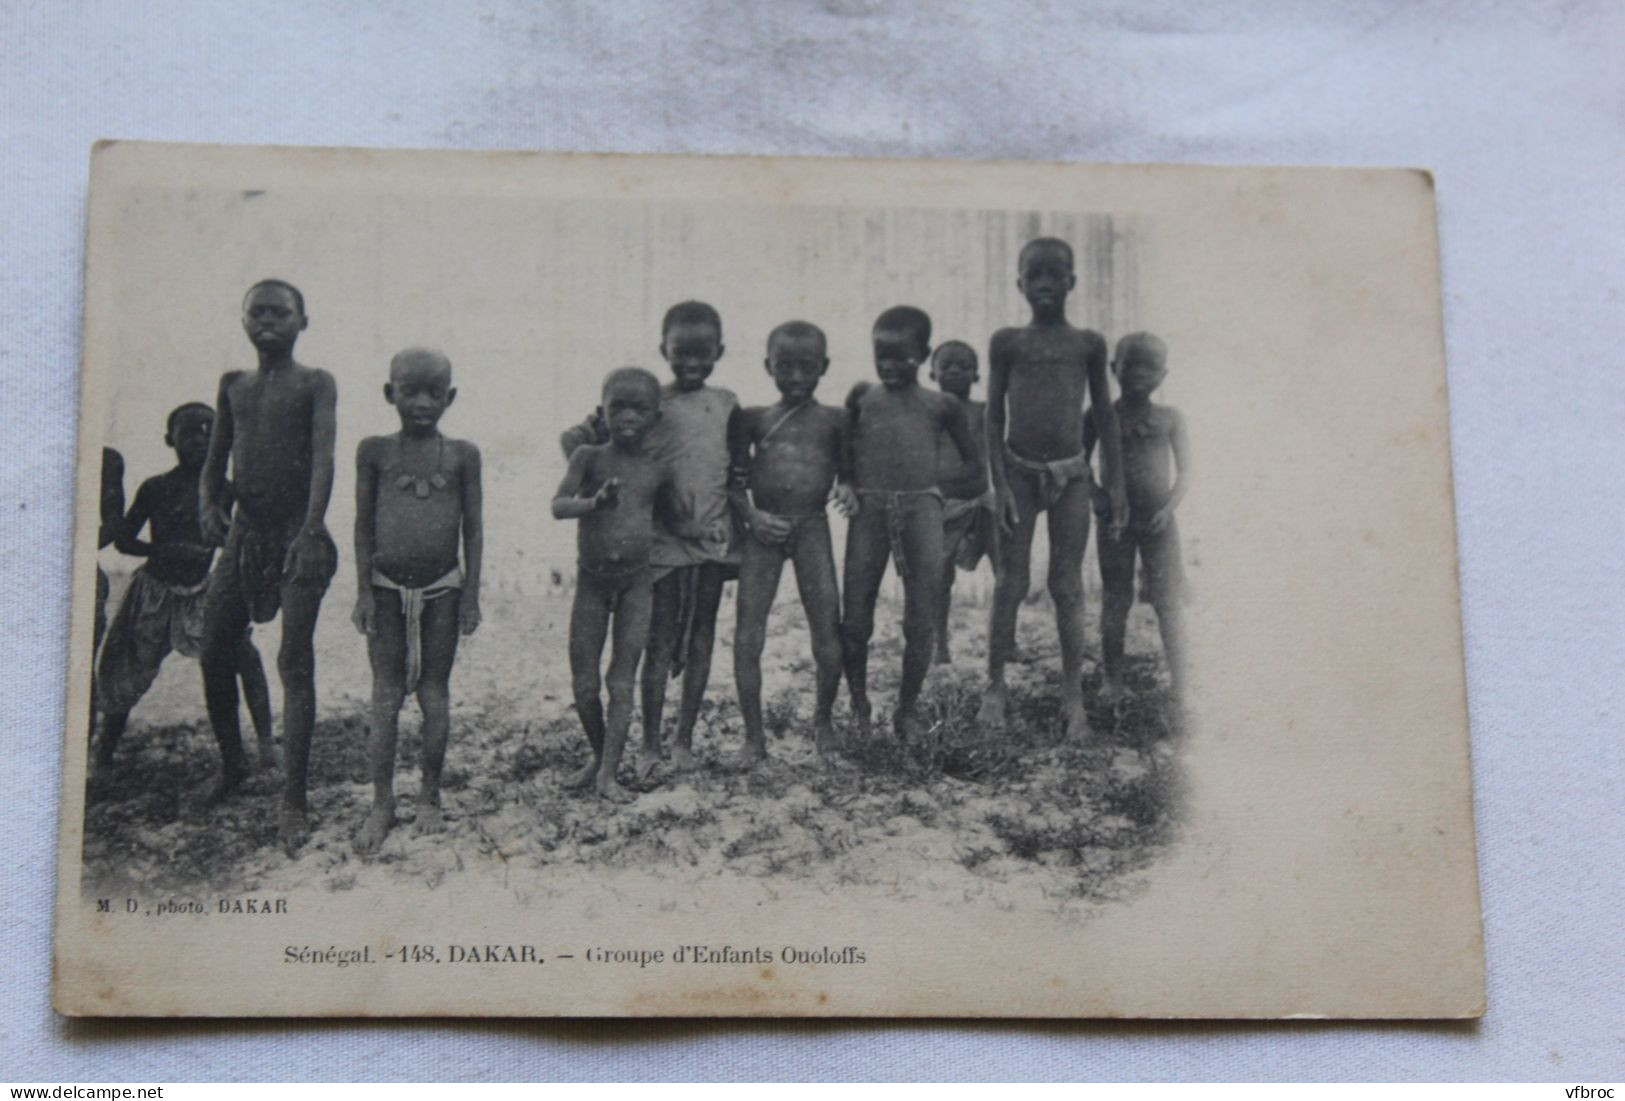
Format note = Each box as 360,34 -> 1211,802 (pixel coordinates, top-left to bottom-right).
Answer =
89,236 -> 1190,857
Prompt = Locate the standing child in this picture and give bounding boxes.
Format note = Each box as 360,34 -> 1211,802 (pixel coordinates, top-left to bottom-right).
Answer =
198,279 -> 338,855
560,301 -> 739,777
728,321 -> 856,764
842,307 -> 984,740
978,238 -> 1127,740
1085,333 -> 1189,713
94,404 -> 273,774
928,340 -> 996,665
351,348 -> 484,853
554,368 -> 724,802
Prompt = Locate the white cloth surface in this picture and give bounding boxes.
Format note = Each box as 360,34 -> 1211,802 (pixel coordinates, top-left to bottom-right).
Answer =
3,0 -> 1622,1082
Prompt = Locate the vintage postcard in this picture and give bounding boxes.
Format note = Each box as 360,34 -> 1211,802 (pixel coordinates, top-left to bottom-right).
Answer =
54,142 -> 1483,1017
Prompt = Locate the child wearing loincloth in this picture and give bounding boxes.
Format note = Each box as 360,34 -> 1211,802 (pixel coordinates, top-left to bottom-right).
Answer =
841,307 -> 985,741
554,368 -> 726,802
728,321 -> 856,764
351,348 -> 484,853
93,405 -> 273,777
978,238 -> 1128,741
198,279 -> 339,855
1085,333 -> 1190,719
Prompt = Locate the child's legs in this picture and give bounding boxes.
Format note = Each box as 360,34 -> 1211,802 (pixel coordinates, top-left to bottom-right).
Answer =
840,504 -> 892,707
935,553 -> 956,661
1044,479 -> 1093,698
364,588 -> 410,803
277,583 -> 327,815
1141,519 -> 1187,696
235,636 -> 274,750
790,518 -> 843,721
987,474 -> 1041,683
734,541 -> 785,750
414,591 -> 462,801
1097,521 -> 1138,680
639,570 -> 684,752
199,574 -> 253,780
602,577 -> 654,785
568,575 -> 613,758
674,564 -> 727,750
897,497 -> 946,719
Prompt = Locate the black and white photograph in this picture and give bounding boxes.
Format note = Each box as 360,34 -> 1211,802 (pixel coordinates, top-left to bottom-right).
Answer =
54,142 -> 1482,1019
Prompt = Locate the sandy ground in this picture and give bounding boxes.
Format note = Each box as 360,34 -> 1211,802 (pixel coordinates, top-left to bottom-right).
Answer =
81,564 -> 1184,914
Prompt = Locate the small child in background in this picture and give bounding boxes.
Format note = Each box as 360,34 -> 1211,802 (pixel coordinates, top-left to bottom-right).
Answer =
352,348 -> 484,853
1085,333 -> 1190,715
928,340 -> 996,665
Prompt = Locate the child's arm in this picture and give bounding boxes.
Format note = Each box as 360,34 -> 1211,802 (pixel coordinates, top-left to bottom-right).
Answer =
551,448 -> 615,519
112,481 -> 156,559
1083,334 -> 1127,536
984,333 -> 1019,533
98,449 -> 125,549
1149,409 -> 1190,533
559,408 -> 607,459
288,369 -> 338,579
840,383 -> 868,513
458,443 -> 484,635
199,374 -> 235,545
939,395 -> 988,500
727,409 -> 791,543
351,440 -> 379,634
830,412 -> 858,517
657,471 -> 726,544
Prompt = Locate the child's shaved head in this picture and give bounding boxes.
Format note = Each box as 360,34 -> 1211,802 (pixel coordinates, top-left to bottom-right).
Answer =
767,320 -> 827,357
1113,332 -> 1168,370
661,300 -> 722,340
166,401 -> 214,436
873,306 -> 932,357
390,346 -> 453,382
1018,237 -> 1074,272
603,366 -> 662,404
242,278 -> 306,315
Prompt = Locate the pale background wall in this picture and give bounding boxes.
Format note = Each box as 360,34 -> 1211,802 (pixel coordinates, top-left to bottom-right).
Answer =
4,0 -> 1622,1082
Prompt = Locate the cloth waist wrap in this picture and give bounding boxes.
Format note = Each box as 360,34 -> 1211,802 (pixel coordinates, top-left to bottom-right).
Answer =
372,564 -> 463,693
1005,447 -> 1090,509
855,487 -> 942,579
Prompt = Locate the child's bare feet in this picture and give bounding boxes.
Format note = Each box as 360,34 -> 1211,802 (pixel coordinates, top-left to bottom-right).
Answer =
1061,693 -> 1093,741
563,759 -> 599,791
256,739 -> 282,773
812,716 -> 837,757
670,744 -> 697,773
205,765 -> 251,806
894,711 -> 927,743
278,804 -> 311,856
976,684 -> 1008,729
596,777 -> 637,804
730,742 -> 768,771
354,802 -> 395,854
634,754 -> 662,784
850,696 -> 873,740
413,797 -> 445,835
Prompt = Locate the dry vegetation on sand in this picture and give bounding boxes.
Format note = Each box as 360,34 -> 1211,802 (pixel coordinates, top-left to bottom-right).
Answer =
82,577 -> 1184,912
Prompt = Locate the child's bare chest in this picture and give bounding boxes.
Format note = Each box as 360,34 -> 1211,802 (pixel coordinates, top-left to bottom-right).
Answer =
231,374 -> 311,435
